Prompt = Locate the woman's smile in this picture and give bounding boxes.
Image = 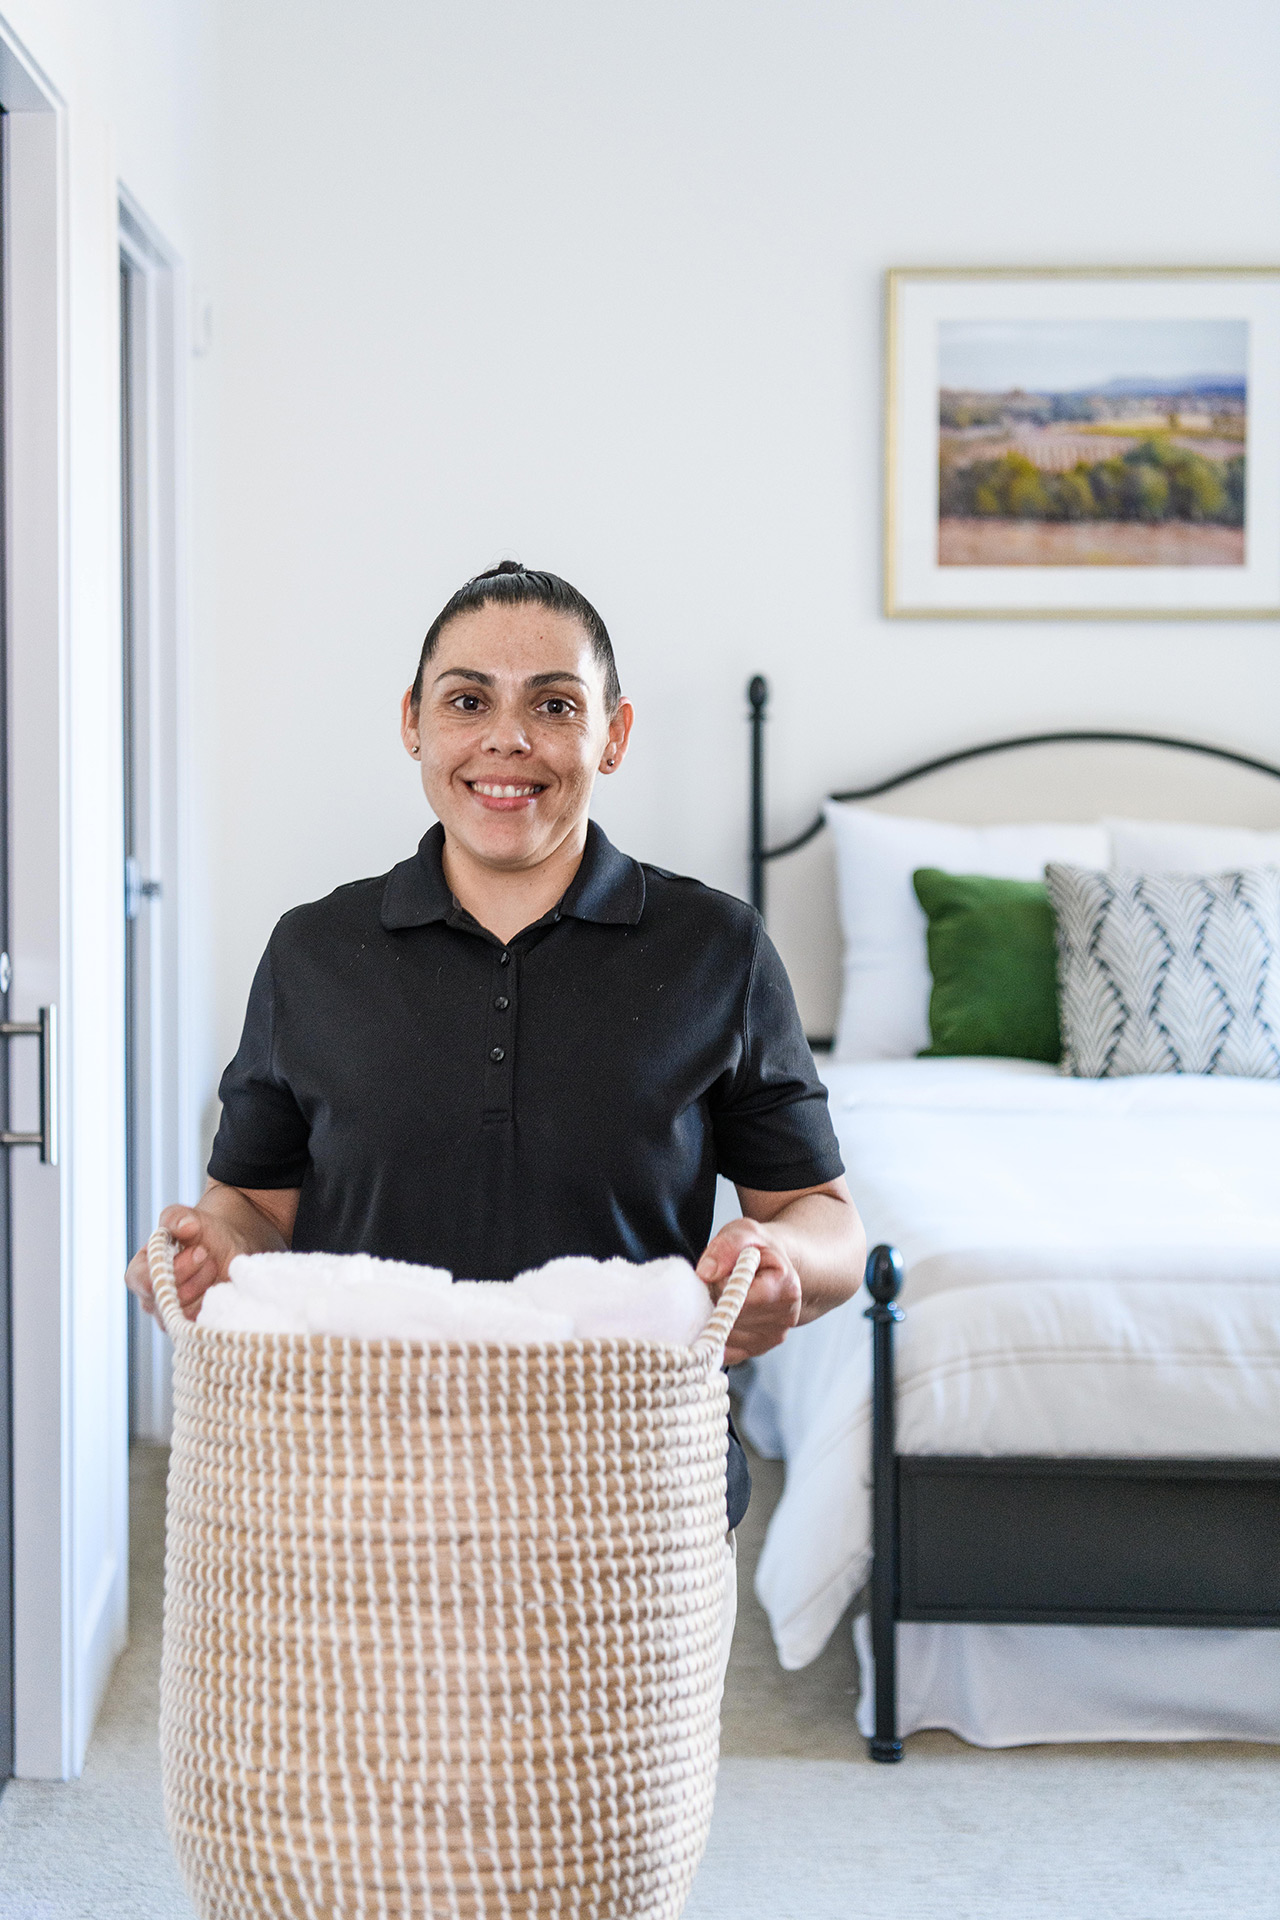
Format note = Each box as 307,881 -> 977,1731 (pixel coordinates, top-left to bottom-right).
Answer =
465,778 -> 547,809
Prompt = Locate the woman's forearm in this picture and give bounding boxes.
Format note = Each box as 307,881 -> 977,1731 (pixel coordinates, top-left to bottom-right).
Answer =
197,1177 -> 299,1253
733,1178 -> 865,1322
755,1190 -> 865,1321
125,1180 -> 302,1323
697,1177 -> 864,1366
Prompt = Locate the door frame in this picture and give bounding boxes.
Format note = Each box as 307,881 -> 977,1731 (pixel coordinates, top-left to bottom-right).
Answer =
119,195 -> 186,1445
0,24 -> 70,1778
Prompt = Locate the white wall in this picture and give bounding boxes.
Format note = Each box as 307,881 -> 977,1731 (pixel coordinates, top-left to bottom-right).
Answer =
212,0 -> 1280,1076
1,0 -> 217,1771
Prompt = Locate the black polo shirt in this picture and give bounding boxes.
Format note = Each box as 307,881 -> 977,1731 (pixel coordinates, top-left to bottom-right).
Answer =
209,822 -> 844,1524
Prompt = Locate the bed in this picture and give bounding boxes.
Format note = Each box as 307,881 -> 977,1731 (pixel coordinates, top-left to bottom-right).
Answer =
735,679 -> 1280,1756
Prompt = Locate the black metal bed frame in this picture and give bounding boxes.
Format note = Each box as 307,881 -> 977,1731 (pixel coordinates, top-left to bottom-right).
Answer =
746,675 -> 1280,1762
747,671 -> 1280,914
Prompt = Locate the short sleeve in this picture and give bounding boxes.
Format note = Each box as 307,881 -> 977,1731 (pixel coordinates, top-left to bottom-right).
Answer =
207,942 -> 311,1188
711,924 -> 844,1191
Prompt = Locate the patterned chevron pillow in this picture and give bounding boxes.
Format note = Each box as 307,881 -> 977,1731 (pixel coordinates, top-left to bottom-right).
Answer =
1044,864 -> 1280,1079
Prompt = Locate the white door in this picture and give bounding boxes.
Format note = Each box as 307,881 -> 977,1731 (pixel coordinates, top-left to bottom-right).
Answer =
119,204 -> 183,1444
2,54 -> 68,1778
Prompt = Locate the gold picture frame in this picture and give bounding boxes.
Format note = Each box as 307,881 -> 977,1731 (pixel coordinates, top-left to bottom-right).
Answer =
884,266 -> 1280,619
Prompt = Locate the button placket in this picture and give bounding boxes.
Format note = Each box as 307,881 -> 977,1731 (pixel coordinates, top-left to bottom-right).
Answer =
482,945 -> 516,1122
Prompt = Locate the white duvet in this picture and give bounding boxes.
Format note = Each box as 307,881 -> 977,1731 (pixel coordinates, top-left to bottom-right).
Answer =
824,1055 -> 1280,1295
738,1057 -> 1280,1742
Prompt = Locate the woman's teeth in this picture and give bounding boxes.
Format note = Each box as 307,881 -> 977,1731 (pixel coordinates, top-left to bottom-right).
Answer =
471,782 -> 542,798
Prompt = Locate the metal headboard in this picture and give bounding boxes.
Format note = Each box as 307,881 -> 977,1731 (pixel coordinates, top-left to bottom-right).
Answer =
747,674 -> 1280,915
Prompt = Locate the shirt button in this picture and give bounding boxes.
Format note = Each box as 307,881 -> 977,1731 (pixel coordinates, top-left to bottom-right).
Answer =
499,951 -> 510,967
494,995 -> 510,1011
489,1046 -> 506,1064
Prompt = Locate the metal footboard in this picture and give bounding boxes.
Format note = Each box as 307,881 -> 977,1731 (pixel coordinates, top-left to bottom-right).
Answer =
863,1244 -> 1280,1762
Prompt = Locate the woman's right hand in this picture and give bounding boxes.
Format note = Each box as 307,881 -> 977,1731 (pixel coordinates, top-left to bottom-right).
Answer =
125,1182 -> 300,1327
124,1203 -> 247,1325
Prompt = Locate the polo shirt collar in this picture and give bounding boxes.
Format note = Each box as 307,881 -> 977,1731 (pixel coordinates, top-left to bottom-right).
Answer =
562,822 -> 647,925
380,820 -> 646,932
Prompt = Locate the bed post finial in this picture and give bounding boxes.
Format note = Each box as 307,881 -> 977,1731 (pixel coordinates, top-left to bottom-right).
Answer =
866,1243 -> 904,1306
748,676 -> 769,915
865,1242 -> 905,1761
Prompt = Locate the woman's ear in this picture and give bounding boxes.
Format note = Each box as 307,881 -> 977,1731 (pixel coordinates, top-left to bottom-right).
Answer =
400,687 -> 422,759
598,695 -> 635,775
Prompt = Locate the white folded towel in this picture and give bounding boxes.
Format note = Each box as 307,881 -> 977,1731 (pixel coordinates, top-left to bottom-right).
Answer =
512,1255 -> 713,1345
196,1248 -> 714,1346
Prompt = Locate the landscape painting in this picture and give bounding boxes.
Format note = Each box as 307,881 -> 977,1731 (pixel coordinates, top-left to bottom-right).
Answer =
937,318 -> 1247,567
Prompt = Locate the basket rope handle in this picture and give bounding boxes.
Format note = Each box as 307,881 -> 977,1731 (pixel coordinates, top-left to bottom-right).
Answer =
148,1228 -> 193,1345
693,1244 -> 760,1362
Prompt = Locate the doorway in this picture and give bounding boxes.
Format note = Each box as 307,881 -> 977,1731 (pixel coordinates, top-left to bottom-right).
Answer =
0,105 -> 11,1791
119,201 -> 183,1443
2,36 -> 66,1778
0,93 -> 54,1791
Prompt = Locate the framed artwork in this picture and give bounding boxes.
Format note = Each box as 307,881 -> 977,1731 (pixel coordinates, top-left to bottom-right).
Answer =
884,267 -> 1280,618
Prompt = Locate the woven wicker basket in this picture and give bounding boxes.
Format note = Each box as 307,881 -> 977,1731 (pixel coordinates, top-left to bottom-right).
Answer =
150,1232 -> 757,1920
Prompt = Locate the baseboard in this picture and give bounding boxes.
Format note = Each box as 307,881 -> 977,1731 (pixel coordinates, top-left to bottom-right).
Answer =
73,1547 -> 127,1773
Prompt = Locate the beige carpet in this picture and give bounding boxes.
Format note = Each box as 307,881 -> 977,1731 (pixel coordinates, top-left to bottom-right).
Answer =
700,1455 -> 1280,1919
0,1445 -> 194,1918
0,1440 -> 1276,1918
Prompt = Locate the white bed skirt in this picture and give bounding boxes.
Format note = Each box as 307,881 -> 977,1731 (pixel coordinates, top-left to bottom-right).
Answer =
853,1616 -> 1280,1747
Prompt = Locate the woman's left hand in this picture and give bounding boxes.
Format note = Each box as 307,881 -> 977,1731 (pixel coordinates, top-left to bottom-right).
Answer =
696,1218 -> 803,1368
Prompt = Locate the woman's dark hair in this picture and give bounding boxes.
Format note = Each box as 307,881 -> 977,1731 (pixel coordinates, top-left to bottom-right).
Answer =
411,562 -> 621,713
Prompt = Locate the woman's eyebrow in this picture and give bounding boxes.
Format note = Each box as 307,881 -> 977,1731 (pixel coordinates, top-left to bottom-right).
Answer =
433,668 -> 587,690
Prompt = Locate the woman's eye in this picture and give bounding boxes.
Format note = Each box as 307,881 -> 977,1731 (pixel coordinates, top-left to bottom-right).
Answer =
451,694 -> 483,713
540,697 -> 574,716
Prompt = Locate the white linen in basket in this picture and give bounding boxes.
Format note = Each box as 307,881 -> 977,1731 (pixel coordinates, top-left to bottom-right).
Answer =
823,802 -> 1108,1061
197,1249 -> 714,1344
1046,863 -> 1280,1078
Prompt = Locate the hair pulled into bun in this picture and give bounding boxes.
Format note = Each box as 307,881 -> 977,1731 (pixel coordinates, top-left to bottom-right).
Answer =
411,562 -> 620,713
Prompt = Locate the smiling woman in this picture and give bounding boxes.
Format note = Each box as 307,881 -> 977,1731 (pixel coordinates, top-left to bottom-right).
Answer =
124,560 -> 865,1532
400,562 -> 634,943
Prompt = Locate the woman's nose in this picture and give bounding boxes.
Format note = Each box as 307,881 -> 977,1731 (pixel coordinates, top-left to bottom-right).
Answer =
480,709 -> 531,754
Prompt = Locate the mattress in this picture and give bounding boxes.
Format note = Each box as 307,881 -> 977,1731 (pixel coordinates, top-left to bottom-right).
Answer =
737,1057 -> 1280,1743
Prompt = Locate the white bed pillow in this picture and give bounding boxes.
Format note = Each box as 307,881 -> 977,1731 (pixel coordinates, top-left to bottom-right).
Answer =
1105,817 -> 1280,873
824,803 -> 1109,1061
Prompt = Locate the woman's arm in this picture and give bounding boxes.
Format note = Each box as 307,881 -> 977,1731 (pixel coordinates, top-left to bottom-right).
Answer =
124,1179 -> 302,1324
696,1176 -> 865,1369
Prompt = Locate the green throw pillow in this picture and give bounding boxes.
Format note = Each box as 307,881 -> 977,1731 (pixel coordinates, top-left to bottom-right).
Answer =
912,867 -> 1061,1063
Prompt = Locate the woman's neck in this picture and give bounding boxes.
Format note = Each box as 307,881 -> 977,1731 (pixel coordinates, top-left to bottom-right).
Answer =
441,823 -> 589,945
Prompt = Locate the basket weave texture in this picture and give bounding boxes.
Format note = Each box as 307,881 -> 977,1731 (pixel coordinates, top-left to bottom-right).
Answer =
151,1233 -> 756,1920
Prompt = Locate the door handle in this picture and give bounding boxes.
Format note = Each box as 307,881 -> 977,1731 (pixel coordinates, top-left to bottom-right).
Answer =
1,1004 -> 58,1165
125,856 -> 162,921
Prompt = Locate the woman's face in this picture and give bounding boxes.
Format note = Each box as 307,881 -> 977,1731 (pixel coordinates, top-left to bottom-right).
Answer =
401,601 -> 633,873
